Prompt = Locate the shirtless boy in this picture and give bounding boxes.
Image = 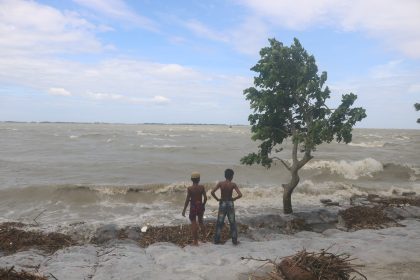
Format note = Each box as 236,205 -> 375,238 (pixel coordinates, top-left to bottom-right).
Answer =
211,168 -> 242,245
182,172 -> 207,245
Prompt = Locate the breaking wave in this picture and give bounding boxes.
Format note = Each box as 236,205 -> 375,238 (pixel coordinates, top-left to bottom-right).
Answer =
348,141 -> 385,148
304,158 -> 383,180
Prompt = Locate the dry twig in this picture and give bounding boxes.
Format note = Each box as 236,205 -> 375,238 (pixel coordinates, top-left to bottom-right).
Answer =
244,248 -> 367,280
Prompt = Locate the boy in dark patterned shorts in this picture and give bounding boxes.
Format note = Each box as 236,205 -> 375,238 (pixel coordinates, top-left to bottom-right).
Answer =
182,172 -> 207,245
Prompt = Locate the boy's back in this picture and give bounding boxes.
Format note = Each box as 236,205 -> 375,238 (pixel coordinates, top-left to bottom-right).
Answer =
188,184 -> 205,203
216,181 -> 238,201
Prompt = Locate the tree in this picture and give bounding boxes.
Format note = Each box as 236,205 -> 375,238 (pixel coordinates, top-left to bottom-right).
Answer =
241,38 -> 367,214
415,103 -> 420,123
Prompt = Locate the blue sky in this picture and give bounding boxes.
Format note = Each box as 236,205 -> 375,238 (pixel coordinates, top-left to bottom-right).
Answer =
0,0 -> 419,128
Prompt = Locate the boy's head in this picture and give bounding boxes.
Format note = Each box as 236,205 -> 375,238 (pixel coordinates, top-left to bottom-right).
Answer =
224,169 -> 234,180
191,172 -> 200,184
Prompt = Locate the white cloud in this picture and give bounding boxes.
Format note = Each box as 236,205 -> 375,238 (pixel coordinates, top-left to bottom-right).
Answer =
85,91 -> 170,105
239,0 -> 337,29
238,0 -> 420,58
0,54 -> 251,109
86,91 -> 123,100
48,87 -> 72,96
408,84 -> 420,94
184,19 -> 229,42
152,95 -> 170,104
73,0 -> 157,31
329,60 -> 420,128
0,0 -> 105,55
181,17 -> 268,55
229,17 -> 269,55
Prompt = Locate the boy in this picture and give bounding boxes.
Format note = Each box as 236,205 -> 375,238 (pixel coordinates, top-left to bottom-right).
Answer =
211,168 -> 242,245
182,172 -> 207,245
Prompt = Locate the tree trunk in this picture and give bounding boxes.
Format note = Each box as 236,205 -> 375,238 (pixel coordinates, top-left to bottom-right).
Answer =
282,130 -> 312,214
282,169 -> 300,214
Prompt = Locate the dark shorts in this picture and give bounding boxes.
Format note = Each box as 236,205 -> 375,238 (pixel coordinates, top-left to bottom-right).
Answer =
189,201 -> 205,221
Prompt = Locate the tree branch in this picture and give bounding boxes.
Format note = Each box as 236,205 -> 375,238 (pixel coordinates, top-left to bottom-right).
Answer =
292,141 -> 298,166
273,157 -> 291,171
297,150 -> 313,170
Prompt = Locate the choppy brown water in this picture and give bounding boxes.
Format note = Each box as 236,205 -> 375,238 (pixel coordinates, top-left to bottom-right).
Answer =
0,122 -> 419,227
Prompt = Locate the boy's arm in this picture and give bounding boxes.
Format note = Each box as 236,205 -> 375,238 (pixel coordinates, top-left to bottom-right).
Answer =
202,186 -> 207,206
233,184 -> 242,201
182,189 -> 191,217
211,183 -> 220,201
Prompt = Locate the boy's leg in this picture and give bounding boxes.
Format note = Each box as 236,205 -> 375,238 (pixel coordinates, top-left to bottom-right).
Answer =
214,203 -> 226,244
226,203 -> 238,244
191,220 -> 198,245
198,214 -> 206,240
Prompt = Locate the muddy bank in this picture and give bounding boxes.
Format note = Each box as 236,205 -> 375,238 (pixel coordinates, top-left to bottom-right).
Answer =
1,194 -> 420,279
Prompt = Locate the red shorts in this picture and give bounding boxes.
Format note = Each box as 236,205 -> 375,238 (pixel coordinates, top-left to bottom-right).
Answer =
189,201 -> 205,221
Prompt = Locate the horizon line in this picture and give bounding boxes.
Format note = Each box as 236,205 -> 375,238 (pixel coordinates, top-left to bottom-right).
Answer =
1,120 -> 419,130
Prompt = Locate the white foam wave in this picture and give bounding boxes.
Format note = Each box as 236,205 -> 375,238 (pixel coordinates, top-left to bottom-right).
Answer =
91,186 -> 130,195
305,181 -> 362,197
412,166 -> 420,176
139,144 -> 184,149
153,183 -> 187,194
361,133 -> 383,139
403,164 -> 420,182
136,131 -> 159,136
69,135 -> 79,139
348,141 -> 385,148
152,137 -> 175,142
208,181 -> 367,211
304,158 -> 383,180
394,135 -> 410,140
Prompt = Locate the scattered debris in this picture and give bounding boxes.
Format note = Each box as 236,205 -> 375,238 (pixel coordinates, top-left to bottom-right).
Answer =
91,224 -> 119,245
338,206 -> 401,230
0,266 -> 48,280
367,195 -> 420,207
320,199 -> 340,207
244,248 -> 366,280
284,218 -> 307,234
138,222 -> 248,247
402,191 -> 416,197
0,223 -> 76,255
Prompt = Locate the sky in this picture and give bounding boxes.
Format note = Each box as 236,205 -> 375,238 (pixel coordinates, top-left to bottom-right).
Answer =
0,0 -> 419,128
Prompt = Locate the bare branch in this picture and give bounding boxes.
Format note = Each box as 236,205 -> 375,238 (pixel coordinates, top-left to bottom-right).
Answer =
297,151 -> 313,170
33,209 -> 47,226
97,248 -> 116,258
272,157 -> 291,171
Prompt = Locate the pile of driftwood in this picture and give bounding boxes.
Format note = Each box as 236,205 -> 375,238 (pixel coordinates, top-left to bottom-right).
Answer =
367,194 -> 420,207
338,206 -> 400,230
0,222 -> 75,255
0,267 -> 48,280
139,221 -> 248,247
245,248 -> 366,280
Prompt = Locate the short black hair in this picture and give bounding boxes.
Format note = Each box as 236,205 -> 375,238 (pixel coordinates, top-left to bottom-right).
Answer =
224,168 -> 234,180
191,178 -> 200,184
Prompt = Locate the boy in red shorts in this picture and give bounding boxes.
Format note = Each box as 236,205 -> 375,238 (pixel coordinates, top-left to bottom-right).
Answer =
182,172 -> 207,245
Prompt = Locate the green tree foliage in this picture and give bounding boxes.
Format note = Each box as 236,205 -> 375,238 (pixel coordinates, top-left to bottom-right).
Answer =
415,103 -> 420,123
241,38 -> 367,213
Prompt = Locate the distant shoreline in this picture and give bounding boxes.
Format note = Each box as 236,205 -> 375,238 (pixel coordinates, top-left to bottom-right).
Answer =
0,121 -> 247,126
1,121 -> 418,130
